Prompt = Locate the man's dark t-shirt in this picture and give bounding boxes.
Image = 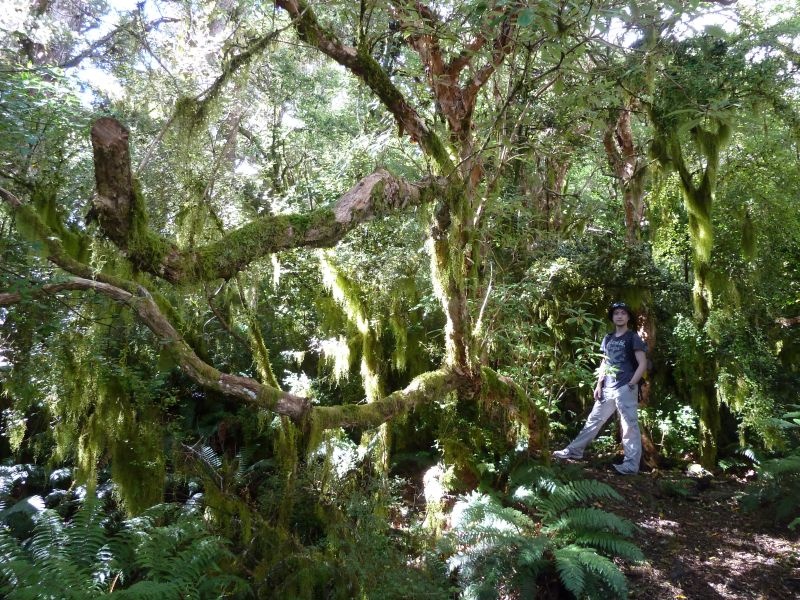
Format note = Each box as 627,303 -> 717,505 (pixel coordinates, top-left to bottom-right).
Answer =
600,331 -> 647,389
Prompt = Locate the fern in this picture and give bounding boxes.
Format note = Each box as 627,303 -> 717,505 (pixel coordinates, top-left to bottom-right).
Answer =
544,507 -> 636,537
446,466 -> 644,599
743,449 -> 800,528
0,497 -> 249,599
572,532 -> 645,562
524,478 -> 623,519
553,545 -> 587,597
555,545 -> 628,598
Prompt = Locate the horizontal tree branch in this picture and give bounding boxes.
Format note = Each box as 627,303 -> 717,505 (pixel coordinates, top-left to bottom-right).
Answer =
83,117 -> 451,284
776,316 -> 800,328
0,276 -> 479,431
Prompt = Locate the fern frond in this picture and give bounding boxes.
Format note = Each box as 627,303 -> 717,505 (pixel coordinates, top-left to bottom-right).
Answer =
199,445 -> 223,470
555,544 -> 628,599
65,500 -> 107,571
516,536 -> 550,567
26,507 -> 64,563
554,546 -> 587,597
544,507 -> 636,537
112,579 -> 183,599
453,492 -> 536,537
0,527 -> 33,590
575,546 -> 628,598
760,455 -> 800,478
535,479 -> 622,518
573,532 -> 645,562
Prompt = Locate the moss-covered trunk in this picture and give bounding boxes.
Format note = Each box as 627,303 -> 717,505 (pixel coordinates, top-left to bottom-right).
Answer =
430,185 -> 474,373
668,124 -> 729,469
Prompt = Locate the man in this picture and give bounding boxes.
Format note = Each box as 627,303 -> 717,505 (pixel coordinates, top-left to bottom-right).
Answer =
553,302 -> 648,474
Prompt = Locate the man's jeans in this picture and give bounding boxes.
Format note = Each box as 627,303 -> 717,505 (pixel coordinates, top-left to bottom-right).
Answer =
564,384 -> 641,473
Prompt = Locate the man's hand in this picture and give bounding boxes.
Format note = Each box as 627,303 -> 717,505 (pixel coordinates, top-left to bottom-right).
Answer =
594,386 -> 603,401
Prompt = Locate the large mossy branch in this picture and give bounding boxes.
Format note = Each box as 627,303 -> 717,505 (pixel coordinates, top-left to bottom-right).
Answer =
275,0 -> 455,174
89,118 -> 446,284
0,277 -> 475,431
0,275 -> 311,420
312,368 -> 462,430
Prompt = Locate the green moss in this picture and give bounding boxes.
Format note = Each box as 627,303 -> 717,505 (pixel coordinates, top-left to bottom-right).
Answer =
311,369 -> 451,431
194,210 -> 336,281
479,366 -> 549,454
125,180 -> 174,273
248,319 -> 281,389
274,417 -> 300,527
256,385 -> 282,411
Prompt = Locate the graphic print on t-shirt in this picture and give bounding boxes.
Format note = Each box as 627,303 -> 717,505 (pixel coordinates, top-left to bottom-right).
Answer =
601,332 -> 647,390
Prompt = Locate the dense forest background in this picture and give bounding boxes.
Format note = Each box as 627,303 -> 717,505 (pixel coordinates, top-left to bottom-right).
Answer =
1,0 -> 798,598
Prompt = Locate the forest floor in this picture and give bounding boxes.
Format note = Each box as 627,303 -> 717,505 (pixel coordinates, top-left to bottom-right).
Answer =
572,460 -> 800,600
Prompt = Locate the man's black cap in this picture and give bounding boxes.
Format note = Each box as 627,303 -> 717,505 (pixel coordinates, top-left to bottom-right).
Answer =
607,301 -> 634,322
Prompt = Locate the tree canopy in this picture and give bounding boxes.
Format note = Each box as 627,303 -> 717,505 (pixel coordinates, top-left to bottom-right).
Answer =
1,0 -> 799,597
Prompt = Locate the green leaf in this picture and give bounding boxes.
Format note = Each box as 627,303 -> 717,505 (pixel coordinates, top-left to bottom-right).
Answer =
518,8 -> 535,27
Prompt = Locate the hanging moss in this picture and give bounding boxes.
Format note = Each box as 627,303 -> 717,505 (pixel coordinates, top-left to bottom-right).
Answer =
45,322 -> 168,515
30,187 -> 91,262
12,194 -> 93,267
318,252 -> 390,468
107,405 -> 166,514
479,366 -> 548,453
388,308 -> 408,372
273,416 -> 301,527
126,180 -> 175,273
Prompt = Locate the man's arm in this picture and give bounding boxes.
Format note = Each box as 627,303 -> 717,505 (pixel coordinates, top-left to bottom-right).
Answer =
628,350 -> 647,387
594,359 -> 605,400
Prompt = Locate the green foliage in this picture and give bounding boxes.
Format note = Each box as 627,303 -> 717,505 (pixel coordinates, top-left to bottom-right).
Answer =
742,407 -> 800,529
445,465 -> 644,599
2,299 -> 171,514
744,451 -> 800,530
0,497 -> 247,599
2,3 -> 800,597
640,403 -> 699,458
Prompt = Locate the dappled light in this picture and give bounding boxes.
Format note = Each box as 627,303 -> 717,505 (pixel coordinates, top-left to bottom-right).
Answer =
1,0 -> 799,597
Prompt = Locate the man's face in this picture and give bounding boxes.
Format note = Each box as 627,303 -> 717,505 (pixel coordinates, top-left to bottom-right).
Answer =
612,308 -> 630,326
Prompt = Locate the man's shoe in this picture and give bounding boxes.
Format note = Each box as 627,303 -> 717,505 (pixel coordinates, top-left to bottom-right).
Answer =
613,464 -> 638,475
553,449 -> 581,460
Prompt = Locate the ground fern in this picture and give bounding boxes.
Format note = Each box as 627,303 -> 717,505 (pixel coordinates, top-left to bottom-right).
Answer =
0,497 -> 249,598
743,451 -> 800,529
445,465 -> 644,599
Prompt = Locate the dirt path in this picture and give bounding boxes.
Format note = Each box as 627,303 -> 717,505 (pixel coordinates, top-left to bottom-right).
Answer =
581,465 -> 800,599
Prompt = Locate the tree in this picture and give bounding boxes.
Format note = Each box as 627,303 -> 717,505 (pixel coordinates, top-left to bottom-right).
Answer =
2,0 -> 799,514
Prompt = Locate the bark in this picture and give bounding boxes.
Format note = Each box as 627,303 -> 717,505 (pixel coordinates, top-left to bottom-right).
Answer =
636,310 -> 656,406
90,118 -> 136,246
395,0 -> 512,185
603,105 -> 648,242
85,118 -> 445,284
776,316 -> 800,327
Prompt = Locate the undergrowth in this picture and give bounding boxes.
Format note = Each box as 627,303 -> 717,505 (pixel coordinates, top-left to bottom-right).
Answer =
0,491 -> 247,599
443,464 -> 644,599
